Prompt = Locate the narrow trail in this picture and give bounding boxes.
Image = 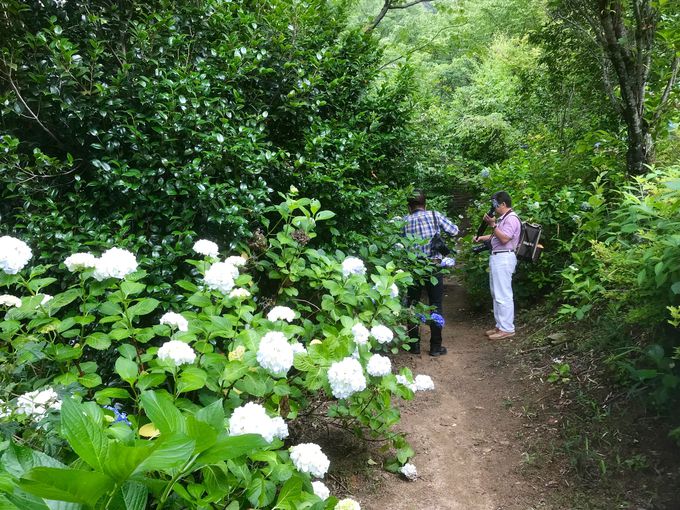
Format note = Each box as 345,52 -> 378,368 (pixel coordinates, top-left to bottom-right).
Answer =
360,279 -> 545,510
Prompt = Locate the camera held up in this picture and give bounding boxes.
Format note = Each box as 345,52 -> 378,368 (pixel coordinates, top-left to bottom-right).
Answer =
472,205 -> 496,255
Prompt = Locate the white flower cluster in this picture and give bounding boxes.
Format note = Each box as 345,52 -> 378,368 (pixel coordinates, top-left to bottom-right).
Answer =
366,354 -> 391,377
225,255 -> 247,267
370,325 -> 393,344
64,252 -> 97,272
193,239 -> 219,258
351,323 -> 370,345
414,374 -> 435,391
396,374 -> 435,392
400,463 -> 418,481
229,288 -> 251,299
390,283 -> 399,298
16,388 -> 61,420
336,499 -> 361,510
267,306 -> 296,322
159,312 -> 189,332
204,261 -> 239,294
157,340 -> 196,366
341,256 -> 366,278
291,342 -> 307,356
327,357 -> 366,399
312,481 -> 330,500
0,294 -> 22,308
289,443 -> 330,478
93,247 -> 138,281
257,332 -> 294,376
0,236 -> 32,274
228,402 -> 289,443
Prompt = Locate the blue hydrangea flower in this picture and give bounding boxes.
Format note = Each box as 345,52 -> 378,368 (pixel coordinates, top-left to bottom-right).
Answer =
103,404 -> 131,427
430,313 -> 445,328
417,313 -> 427,323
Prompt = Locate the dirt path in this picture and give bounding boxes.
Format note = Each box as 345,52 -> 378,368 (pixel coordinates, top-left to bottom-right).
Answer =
359,278 -> 545,510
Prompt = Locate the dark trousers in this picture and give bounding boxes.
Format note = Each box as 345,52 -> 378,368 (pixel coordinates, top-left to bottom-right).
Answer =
406,273 -> 444,352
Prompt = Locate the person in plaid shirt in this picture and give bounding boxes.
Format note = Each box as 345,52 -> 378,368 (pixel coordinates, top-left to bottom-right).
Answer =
402,190 -> 459,356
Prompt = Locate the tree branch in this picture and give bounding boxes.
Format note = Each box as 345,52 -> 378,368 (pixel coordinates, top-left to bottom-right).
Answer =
4,66 -> 65,149
365,0 -> 431,32
652,55 -> 680,125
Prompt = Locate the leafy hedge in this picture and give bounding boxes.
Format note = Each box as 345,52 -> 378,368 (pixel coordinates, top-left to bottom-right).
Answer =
0,0 -> 417,282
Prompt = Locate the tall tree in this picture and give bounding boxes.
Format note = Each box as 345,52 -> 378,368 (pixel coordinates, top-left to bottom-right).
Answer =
552,0 -> 679,175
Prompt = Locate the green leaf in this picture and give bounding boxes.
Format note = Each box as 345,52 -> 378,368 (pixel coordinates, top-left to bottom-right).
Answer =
127,298 -> 160,318
315,210 -> 335,221
94,388 -> 131,403
19,468 -> 114,504
246,476 -> 276,508
194,434 -> 268,467
86,333 -> 111,350
274,476 -> 303,509
60,398 -> 109,472
78,373 -> 102,388
108,481 -> 148,510
115,357 -> 138,384
139,391 -> 185,435
177,367 -> 207,394
135,433 -> 195,473
136,373 -> 166,390
671,281 -> 680,295
120,281 -> 146,298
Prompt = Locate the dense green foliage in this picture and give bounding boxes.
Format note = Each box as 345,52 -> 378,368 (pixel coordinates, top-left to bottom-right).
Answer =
0,0 -> 417,279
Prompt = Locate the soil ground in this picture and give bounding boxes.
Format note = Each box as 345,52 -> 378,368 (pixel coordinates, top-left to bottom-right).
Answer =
324,278 -> 680,510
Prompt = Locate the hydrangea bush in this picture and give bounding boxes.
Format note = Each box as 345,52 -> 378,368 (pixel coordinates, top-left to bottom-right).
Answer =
0,195 -> 435,509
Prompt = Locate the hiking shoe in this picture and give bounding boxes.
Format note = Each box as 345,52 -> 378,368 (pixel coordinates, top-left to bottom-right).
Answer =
429,347 -> 447,357
488,331 -> 515,340
485,328 -> 500,336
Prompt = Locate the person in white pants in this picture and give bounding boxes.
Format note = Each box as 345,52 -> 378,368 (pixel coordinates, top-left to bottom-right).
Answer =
473,191 -> 522,340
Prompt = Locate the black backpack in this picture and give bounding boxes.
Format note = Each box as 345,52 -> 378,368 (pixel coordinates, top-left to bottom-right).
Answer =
515,220 -> 543,263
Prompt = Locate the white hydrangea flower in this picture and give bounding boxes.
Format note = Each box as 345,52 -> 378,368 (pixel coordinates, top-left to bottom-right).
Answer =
289,443 -> 330,478
0,400 -> 10,419
40,294 -> 52,305
93,247 -> 138,281
400,463 -> 418,481
336,498 -> 361,510
193,239 -> 219,258
225,255 -> 247,267
351,323 -> 370,345
159,312 -> 189,332
229,288 -> 251,299
257,331 -> 294,376
204,261 -> 237,294
370,325 -> 393,344
312,481 -> 330,500
267,306 -> 296,322
16,388 -> 61,420
0,236 -> 32,274
396,374 -> 417,392
390,283 -> 399,298
157,340 -> 196,366
0,294 -> 22,307
64,252 -> 97,272
327,357 -> 366,399
291,342 -> 307,355
366,354 -> 391,377
228,402 -> 289,443
414,374 -> 435,391
341,256 -> 366,278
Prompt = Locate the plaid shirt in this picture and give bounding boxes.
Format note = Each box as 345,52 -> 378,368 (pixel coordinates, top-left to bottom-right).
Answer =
402,209 -> 459,258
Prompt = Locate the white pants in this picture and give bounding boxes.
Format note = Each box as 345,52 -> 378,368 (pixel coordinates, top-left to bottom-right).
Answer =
489,252 -> 517,333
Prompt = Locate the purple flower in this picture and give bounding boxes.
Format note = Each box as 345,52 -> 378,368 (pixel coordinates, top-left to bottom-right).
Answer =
104,404 -> 131,427
430,313 -> 445,328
